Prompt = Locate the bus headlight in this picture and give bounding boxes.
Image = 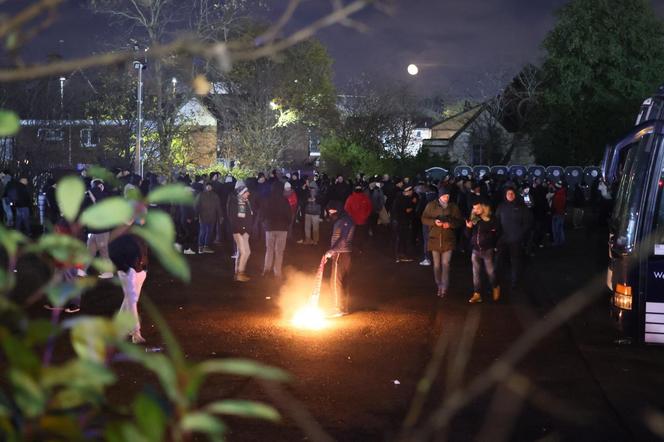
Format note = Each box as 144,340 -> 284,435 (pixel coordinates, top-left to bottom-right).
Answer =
613,283 -> 633,310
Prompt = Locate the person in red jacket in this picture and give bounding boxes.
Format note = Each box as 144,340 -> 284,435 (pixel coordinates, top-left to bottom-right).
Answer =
551,182 -> 567,246
344,185 -> 372,252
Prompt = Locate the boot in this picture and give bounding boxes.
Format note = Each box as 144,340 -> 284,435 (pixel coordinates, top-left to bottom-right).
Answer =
492,286 -> 501,302
468,292 -> 482,303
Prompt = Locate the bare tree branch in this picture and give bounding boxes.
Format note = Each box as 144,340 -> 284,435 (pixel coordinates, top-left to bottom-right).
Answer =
0,0 -> 62,39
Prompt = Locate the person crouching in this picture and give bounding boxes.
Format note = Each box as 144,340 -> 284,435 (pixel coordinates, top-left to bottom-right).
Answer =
465,198 -> 500,303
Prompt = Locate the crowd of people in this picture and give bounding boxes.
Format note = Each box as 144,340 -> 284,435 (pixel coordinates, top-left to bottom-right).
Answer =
0,166 -> 613,341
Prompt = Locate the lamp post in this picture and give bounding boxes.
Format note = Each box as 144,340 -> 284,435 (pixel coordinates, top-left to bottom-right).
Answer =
133,51 -> 147,177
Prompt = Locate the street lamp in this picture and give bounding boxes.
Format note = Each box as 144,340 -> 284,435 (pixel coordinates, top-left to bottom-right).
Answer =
171,77 -> 177,95
59,77 -> 66,114
133,48 -> 147,177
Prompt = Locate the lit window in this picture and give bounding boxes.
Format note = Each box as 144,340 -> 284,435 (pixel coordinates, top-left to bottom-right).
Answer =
80,128 -> 97,148
37,128 -> 64,142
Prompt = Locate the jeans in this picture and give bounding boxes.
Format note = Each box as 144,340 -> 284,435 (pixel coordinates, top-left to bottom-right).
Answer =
471,249 -> 496,292
331,252 -> 351,312
552,214 -> 565,245
431,250 -> 452,292
304,214 -> 320,244
15,207 -> 30,235
264,230 -> 287,277
2,197 -> 13,226
199,222 -> 213,248
233,232 -> 251,273
393,222 -> 414,259
422,225 -> 431,261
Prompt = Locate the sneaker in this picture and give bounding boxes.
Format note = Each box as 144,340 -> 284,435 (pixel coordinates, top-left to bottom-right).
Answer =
437,289 -> 446,298
174,243 -> 183,253
183,248 -> 196,255
395,258 -> 401,263
419,259 -> 431,266
202,246 -> 215,254
297,239 -> 306,244
64,304 -> 81,313
468,292 -> 482,303
98,272 -> 114,279
76,269 -> 87,277
400,257 -> 414,263
234,272 -> 250,282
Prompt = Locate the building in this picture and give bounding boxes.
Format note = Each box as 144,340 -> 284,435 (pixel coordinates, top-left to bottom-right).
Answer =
423,105 -> 534,165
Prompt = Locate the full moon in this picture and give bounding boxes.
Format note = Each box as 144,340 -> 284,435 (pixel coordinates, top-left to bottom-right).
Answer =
407,64 -> 419,76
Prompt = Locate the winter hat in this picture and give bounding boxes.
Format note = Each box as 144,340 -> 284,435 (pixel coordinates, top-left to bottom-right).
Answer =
235,180 -> 249,196
554,182 -> 562,189
225,175 -> 233,183
438,186 -> 450,197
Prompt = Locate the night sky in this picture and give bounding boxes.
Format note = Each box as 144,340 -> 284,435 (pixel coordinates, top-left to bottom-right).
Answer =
8,0 -> 664,97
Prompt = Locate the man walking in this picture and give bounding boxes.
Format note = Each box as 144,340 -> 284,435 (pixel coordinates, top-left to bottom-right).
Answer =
495,187 -> 533,289
391,185 -> 418,262
195,182 -> 222,254
466,198 -> 500,303
421,188 -> 463,297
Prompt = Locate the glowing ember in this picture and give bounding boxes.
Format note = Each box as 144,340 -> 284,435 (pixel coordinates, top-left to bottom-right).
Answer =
292,305 -> 327,330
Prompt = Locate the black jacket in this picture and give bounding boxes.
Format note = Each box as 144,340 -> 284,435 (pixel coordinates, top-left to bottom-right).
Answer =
495,200 -> 533,244
263,183 -> 291,231
466,218 -> 499,252
391,193 -> 418,225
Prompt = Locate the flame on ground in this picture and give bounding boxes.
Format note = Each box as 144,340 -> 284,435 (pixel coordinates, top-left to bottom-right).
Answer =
291,305 -> 327,330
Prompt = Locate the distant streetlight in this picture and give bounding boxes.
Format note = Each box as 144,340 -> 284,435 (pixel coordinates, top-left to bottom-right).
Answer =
269,100 -> 278,110
407,64 -> 419,76
171,77 -> 177,95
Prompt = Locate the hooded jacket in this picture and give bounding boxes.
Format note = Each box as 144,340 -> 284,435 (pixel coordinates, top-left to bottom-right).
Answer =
195,189 -> 222,225
228,193 -> 254,234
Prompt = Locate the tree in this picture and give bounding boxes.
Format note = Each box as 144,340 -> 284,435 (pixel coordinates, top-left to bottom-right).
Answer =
535,0 -> 664,165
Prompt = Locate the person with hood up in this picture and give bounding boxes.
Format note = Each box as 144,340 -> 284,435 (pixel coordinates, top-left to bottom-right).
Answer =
495,187 -> 533,289
344,184 -> 372,252
195,182 -> 222,254
263,181 -> 291,278
465,197 -> 500,303
228,180 -> 253,282
421,187 -> 463,297
324,201 -> 355,317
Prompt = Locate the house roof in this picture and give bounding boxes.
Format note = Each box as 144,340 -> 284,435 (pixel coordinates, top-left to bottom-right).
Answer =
431,105 -> 484,140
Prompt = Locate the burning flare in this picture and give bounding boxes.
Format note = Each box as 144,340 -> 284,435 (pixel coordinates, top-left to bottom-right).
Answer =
291,255 -> 328,330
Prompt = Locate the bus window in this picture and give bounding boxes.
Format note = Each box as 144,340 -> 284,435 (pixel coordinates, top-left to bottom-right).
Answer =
652,169 -> 664,243
611,135 -> 654,251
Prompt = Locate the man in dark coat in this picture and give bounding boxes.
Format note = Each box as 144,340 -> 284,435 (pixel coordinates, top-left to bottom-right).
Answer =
195,182 -> 222,254
495,187 -> 533,289
262,181 -> 291,278
391,185 -> 418,262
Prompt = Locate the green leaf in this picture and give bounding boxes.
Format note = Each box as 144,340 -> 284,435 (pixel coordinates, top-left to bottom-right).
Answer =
0,110 -> 19,137
42,359 -> 116,390
180,412 -> 226,437
206,400 -> 281,422
147,184 -> 194,205
65,316 -> 115,363
197,359 -> 291,382
86,166 -> 122,190
9,369 -> 45,417
91,257 -> 115,274
131,211 -> 189,282
28,234 -> 90,268
56,176 -> 85,223
0,223 -> 27,258
80,197 -> 134,230
46,277 -> 96,308
134,394 -> 166,442
1,335 -> 40,373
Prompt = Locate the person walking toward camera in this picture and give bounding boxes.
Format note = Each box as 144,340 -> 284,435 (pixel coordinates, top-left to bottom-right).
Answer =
263,181 -> 291,279
421,188 -> 463,298
466,198 -> 500,303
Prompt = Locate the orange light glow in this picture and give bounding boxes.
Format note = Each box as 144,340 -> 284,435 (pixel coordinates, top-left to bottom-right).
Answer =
292,305 -> 327,330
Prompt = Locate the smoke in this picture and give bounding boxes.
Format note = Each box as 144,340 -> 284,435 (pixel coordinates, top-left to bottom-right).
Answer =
277,266 -> 332,320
